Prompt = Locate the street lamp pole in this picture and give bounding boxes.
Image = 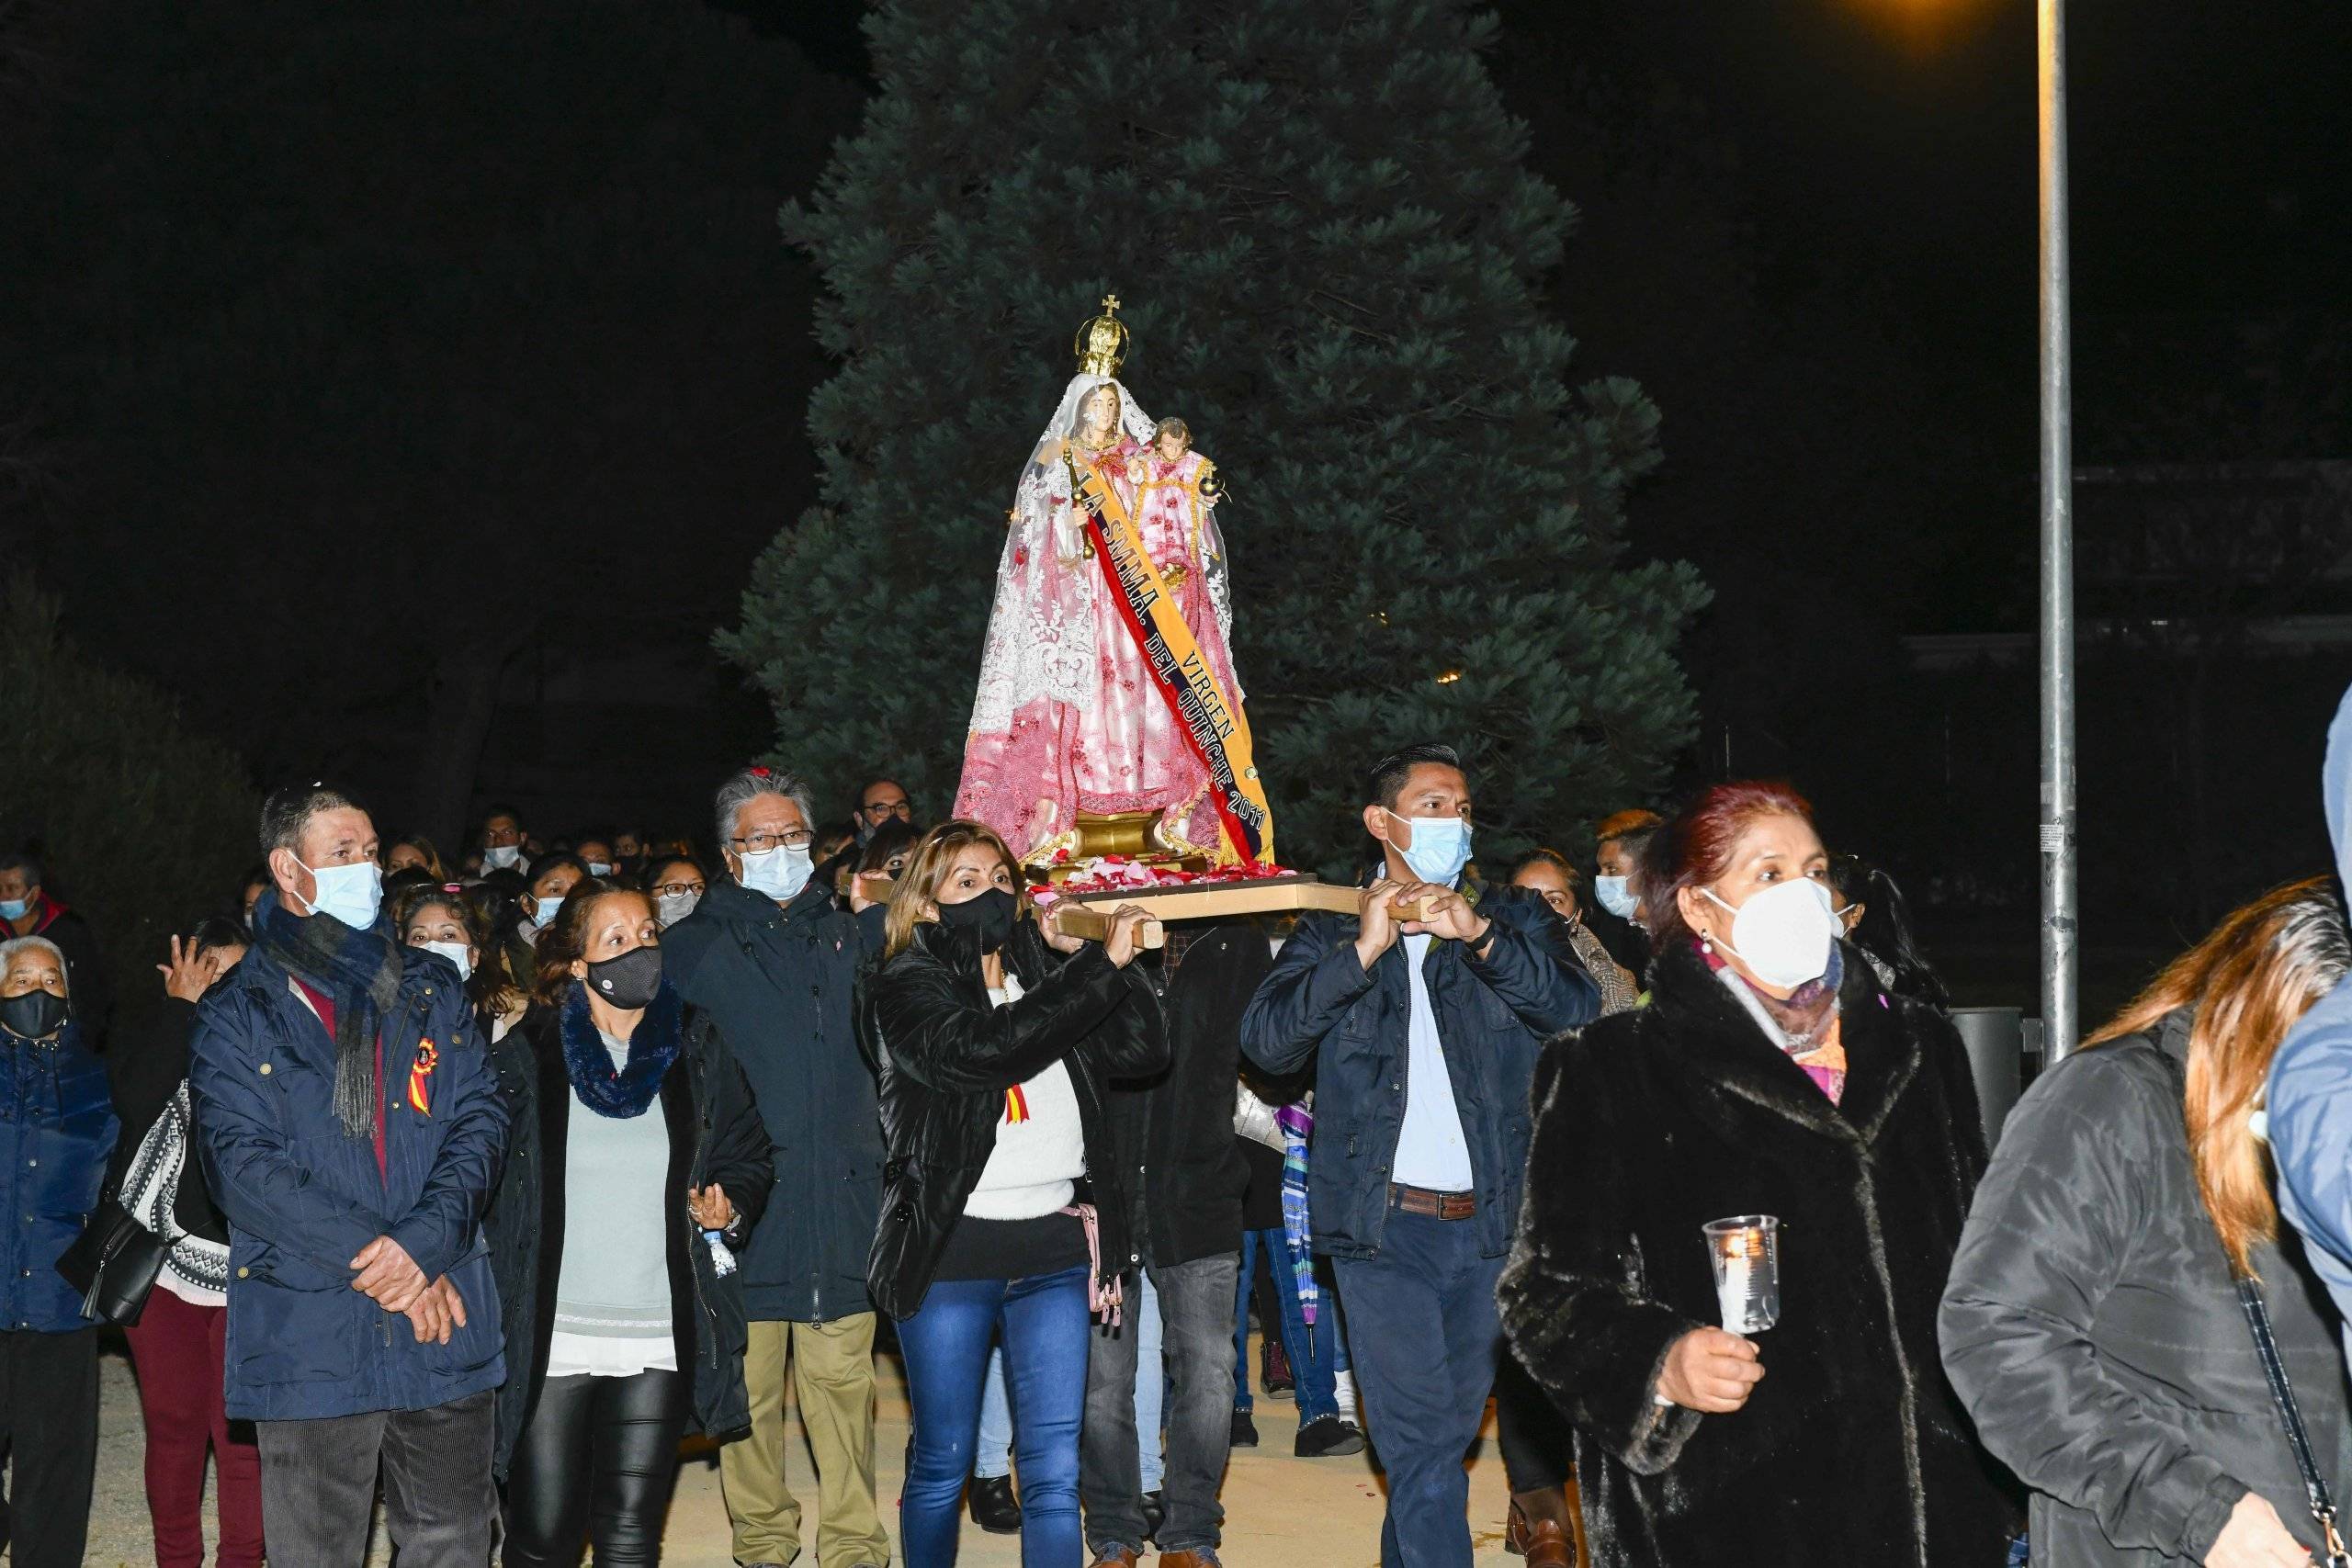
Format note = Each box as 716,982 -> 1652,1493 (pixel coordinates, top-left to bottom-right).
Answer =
2037,0 -> 2078,1060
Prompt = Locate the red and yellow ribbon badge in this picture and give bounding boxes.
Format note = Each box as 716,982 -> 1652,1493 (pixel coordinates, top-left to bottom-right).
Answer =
408,1039 -> 438,1115
1003,1085 -> 1030,1125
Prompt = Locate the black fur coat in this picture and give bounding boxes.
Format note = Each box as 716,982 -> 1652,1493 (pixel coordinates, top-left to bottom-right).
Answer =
1498,940 -> 2014,1567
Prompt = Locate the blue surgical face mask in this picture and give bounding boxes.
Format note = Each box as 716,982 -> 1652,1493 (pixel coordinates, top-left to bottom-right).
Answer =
530,894 -> 566,934
482,843 -> 523,872
0,897 -> 28,922
300,859 -> 383,931
584,861 -> 615,878
738,843 -> 814,904
1594,874 -> 1637,920
1385,809 -> 1472,887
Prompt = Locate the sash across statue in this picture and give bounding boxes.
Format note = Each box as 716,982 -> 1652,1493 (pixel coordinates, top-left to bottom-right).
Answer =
1069,451 -> 1273,866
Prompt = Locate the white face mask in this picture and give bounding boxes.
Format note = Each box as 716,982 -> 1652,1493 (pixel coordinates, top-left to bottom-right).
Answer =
422,941 -> 474,981
656,890 -> 701,927
1594,874 -> 1637,920
584,861 -> 614,878
299,859 -> 383,931
482,843 -> 523,872
1702,878 -> 1838,989
738,843 -> 813,904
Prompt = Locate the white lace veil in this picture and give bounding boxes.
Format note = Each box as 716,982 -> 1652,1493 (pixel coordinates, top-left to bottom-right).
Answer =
968,375 -> 1156,733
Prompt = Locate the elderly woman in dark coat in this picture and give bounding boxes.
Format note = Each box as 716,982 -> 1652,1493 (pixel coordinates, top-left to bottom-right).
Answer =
1498,782 -> 2012,1568
1941,878 -> 2352,1568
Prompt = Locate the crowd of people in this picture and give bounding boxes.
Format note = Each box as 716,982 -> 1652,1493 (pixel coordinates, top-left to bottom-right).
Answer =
13,702 -> 2352,1567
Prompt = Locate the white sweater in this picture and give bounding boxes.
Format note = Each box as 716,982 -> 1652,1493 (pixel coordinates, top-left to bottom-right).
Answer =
963,971 -> 1085,1220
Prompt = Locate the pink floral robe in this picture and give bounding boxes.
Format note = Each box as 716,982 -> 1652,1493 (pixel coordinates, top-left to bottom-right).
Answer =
956,438 -> 1246,862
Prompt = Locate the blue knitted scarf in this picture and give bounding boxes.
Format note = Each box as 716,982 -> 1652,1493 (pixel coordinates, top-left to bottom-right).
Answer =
558,978 -> 683,1118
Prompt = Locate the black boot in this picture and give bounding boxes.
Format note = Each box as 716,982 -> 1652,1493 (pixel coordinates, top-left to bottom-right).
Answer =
1142,1489 -> 1166,1543
968,1473 -> 1023,1534
1294,1413 -> 1368,1458
1230,1408 -> 1260,1448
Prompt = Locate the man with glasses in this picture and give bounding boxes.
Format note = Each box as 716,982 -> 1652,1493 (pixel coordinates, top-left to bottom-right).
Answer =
663,766 -> 893,1568
854,777 -> 913,843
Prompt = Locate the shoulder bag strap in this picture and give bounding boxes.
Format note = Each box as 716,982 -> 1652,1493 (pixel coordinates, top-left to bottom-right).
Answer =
2149,1035 -> 2352,1565
2236,1275 -> 2352,1567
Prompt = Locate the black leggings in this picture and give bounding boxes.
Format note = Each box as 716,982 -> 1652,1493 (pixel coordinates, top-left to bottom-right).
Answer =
503,1368 -> 688,1567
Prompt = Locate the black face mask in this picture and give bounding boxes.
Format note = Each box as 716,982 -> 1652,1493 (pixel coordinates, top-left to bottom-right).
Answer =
0,988 -> 69,1041
584,944 -> 664,1010
937,887 -> 1018,953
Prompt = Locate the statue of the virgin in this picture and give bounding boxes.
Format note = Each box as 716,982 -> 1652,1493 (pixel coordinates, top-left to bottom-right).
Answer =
954,297 -> 1271,867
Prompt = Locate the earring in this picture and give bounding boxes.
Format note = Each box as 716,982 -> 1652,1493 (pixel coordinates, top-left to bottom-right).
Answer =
1701,932 -> 1713,953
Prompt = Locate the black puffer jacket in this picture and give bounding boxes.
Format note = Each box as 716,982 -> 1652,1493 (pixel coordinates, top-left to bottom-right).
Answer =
862,918 -> 1167,1321
1940,1010 -> 2352,1565
482,986 -> 775,1477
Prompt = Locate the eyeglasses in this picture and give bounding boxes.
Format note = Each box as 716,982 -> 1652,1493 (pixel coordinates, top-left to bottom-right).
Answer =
729,829 -> 815,853
652,879 -> 707,898
862,800 -> 912,819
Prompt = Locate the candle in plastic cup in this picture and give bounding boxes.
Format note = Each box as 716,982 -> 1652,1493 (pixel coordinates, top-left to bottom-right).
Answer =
1702,1215 -> 1781,1333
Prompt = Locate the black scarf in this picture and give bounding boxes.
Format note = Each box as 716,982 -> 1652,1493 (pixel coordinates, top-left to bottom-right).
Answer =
251,889 -> 404,1139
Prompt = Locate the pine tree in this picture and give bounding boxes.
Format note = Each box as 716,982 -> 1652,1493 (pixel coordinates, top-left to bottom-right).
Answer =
0,576 -> 257,1015
725,0 -> 1708,872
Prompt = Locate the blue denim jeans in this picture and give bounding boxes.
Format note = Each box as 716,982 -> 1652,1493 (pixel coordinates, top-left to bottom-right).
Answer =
977,1278 -> 1162,1491
1082,1254 -> 1238,1556
1131,1270 -> 1165,1494
898,1265 -> 1091,1568
1235,1226 -> 1340,1424
1332,1207 -> 1504,1568
975,1347 -> 1012,1482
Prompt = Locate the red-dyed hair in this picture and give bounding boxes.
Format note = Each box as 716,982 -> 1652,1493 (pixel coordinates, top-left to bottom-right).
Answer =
1638,781 -> 1817,949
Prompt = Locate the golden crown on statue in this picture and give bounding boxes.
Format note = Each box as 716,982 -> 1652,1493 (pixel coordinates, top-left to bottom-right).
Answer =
1074,293 -> 1128,377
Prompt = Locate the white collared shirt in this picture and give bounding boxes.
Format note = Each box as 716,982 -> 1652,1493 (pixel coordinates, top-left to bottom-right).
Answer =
1390,933 -> 1475,1190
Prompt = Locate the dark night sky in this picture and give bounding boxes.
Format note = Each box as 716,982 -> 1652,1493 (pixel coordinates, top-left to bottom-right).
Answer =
748,0 -> 2352,394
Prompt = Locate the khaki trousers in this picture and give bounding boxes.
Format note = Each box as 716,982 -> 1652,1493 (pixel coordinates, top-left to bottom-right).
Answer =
720,1314 -> 892,1568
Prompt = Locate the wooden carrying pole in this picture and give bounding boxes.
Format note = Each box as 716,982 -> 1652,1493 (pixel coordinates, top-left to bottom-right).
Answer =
1046,905 -> 1167,949
1044,883 -> 1440,935
860,875 -> 1442,944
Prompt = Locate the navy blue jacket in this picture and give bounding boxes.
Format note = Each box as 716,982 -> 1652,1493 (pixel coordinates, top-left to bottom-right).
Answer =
665,878 -> 885,1324
1239,885 -> 1596,1260
0,1019 -> 118,1333
190,942 -> 507,1421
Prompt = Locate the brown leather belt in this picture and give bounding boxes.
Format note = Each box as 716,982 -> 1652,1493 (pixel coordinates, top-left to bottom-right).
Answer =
1389,1183 -> 1476,1222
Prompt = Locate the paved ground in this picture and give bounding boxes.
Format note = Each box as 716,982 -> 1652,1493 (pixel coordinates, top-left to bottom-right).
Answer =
79,1334 -> 1561,1566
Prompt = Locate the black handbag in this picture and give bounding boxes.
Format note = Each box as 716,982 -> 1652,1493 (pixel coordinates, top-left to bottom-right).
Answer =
53,1196 -> 168,1326
2236,1274 -> 2352,1568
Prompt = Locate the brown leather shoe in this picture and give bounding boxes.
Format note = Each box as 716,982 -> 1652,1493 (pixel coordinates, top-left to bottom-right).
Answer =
1157,1553 -> 1223,1568
1507,1496 -> 1574,1568
1085,1550 -> 1138,1568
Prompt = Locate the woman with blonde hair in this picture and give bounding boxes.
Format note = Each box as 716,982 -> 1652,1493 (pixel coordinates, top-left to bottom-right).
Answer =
1940,878 -> 2352,1568
862,819 -> 1160,1567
